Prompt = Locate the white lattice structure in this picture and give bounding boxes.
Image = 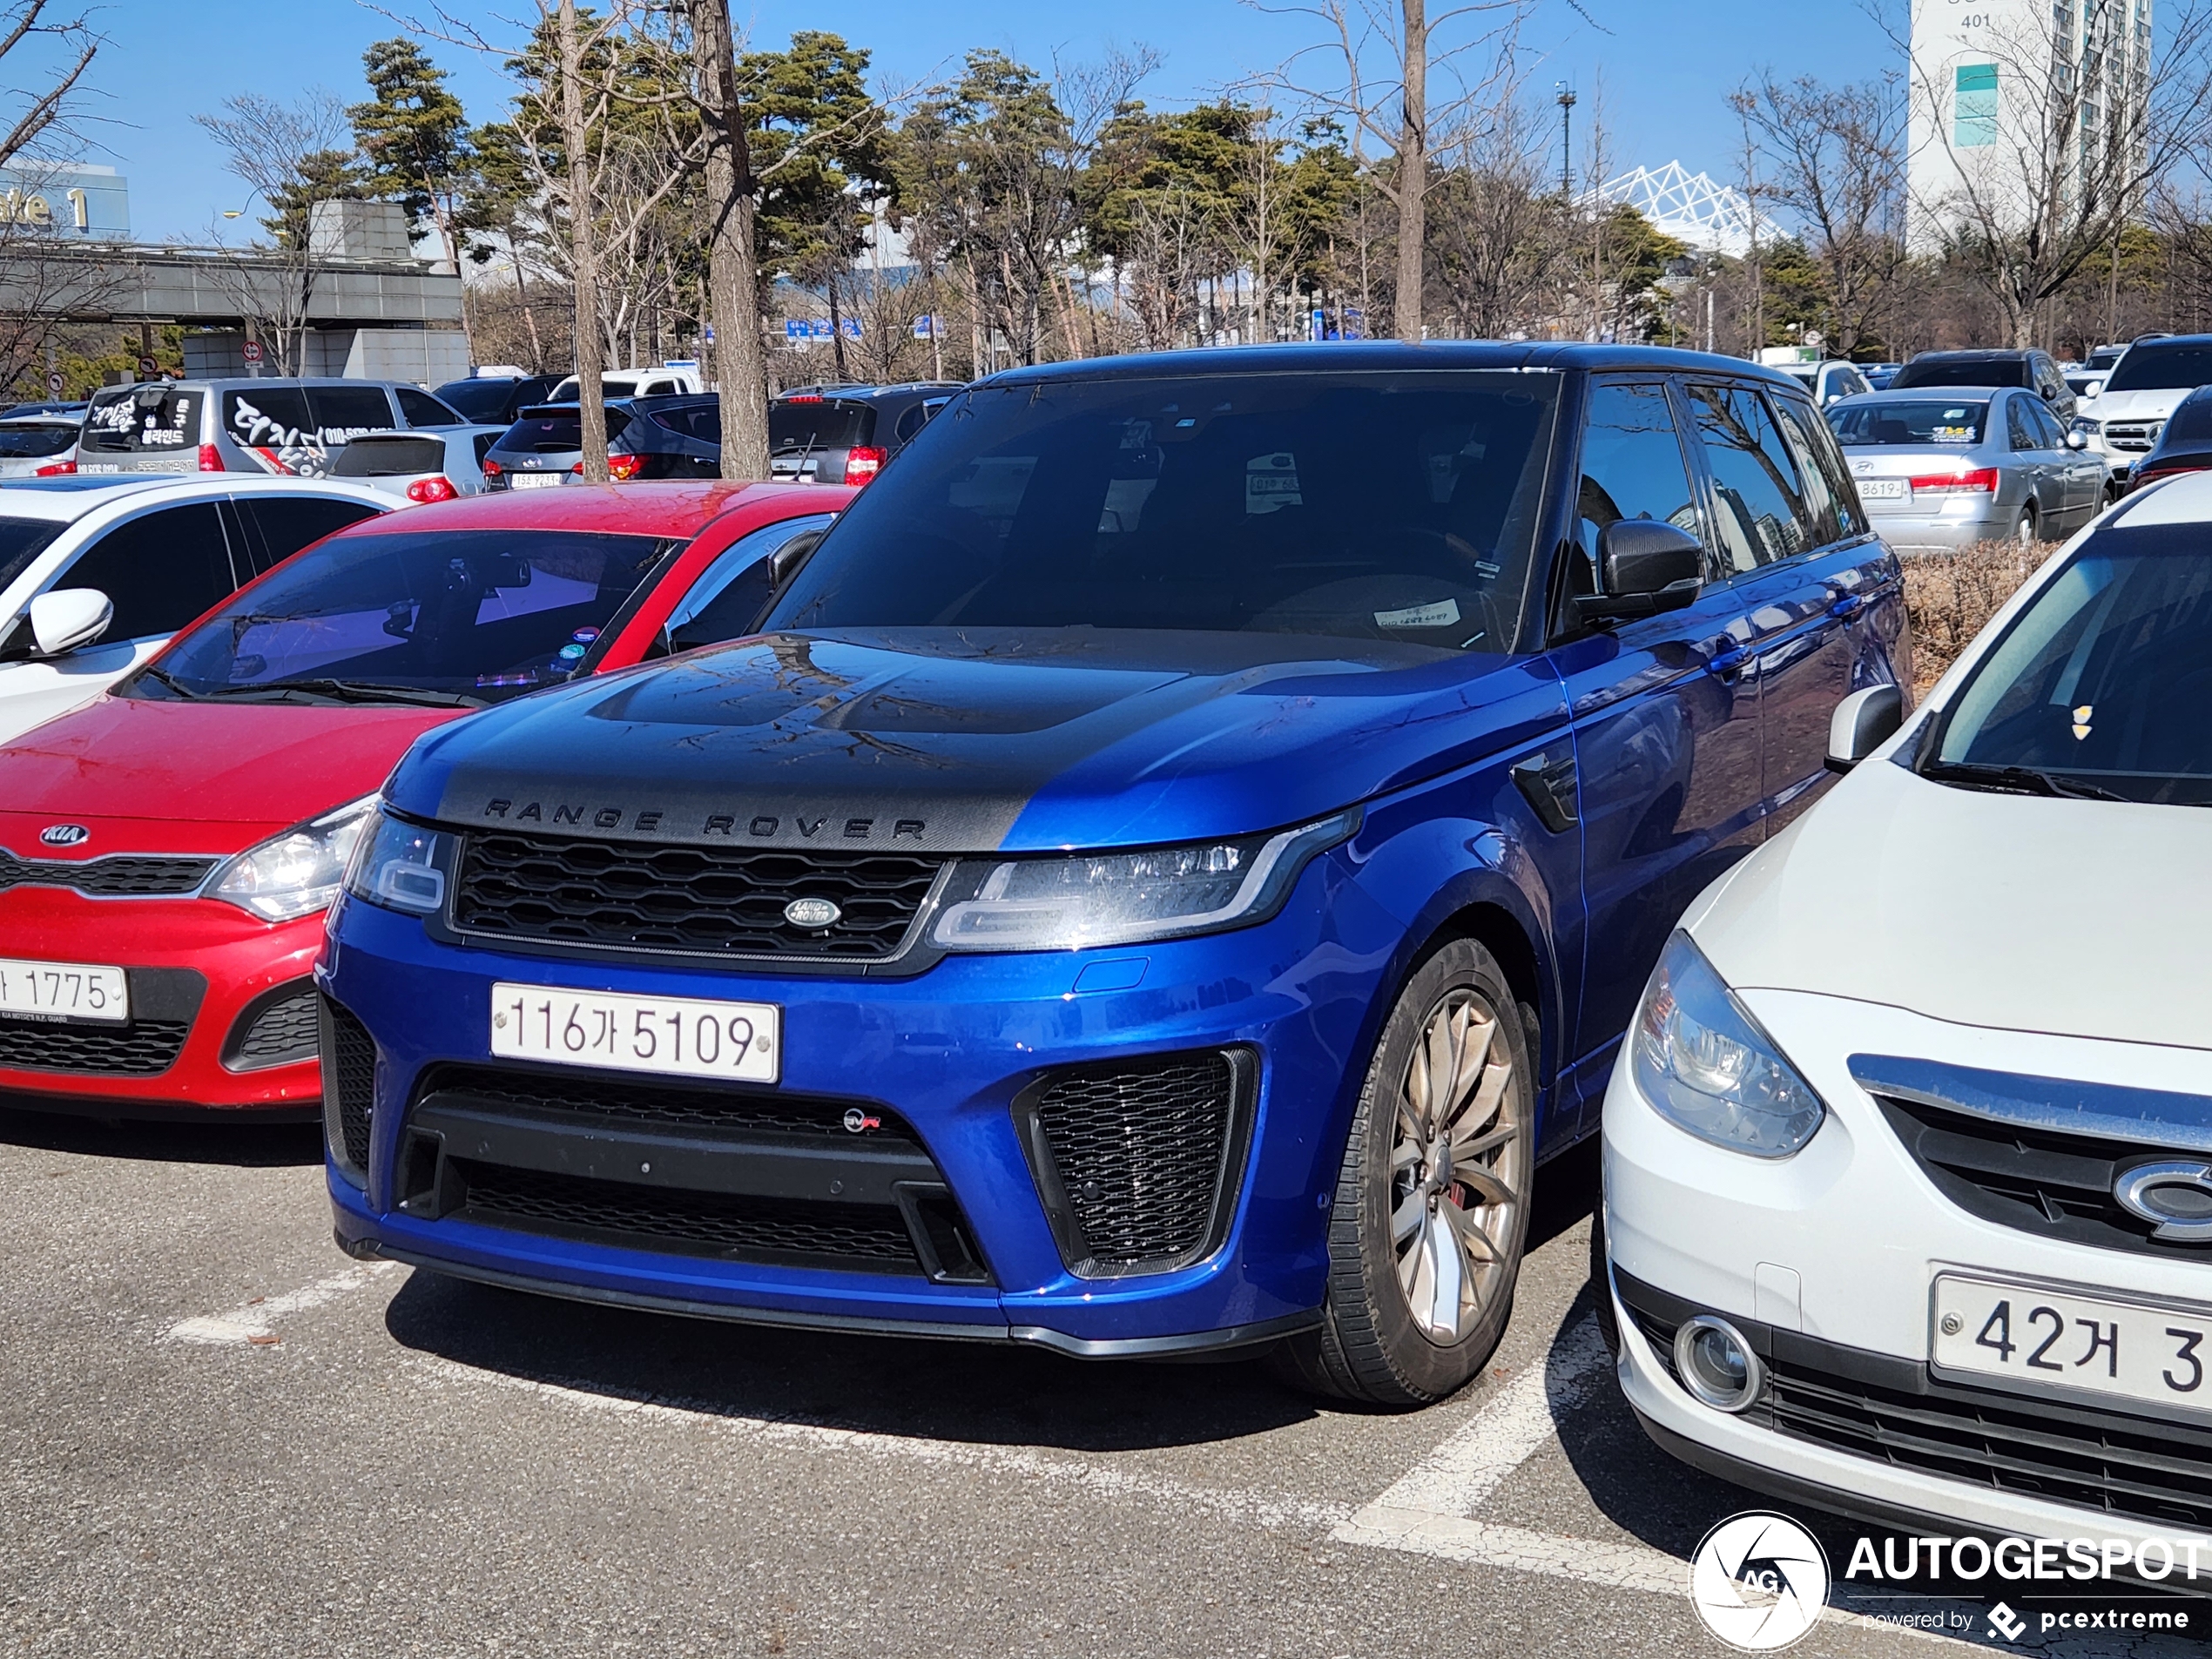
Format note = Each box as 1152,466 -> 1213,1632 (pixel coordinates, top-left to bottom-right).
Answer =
1588,161 -> 1752,257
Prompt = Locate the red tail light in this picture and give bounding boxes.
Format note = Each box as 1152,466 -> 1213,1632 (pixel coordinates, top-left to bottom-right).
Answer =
33,459 -> 74,476
406,475 -> 459,504
571,455 -> 646,482
844,445 -> 888,485
1907,466 -> 1999,495
2128,457 -> 2211,492
784,393 -> 825,403
482,456 -> 503,478
197,443 -> 224,473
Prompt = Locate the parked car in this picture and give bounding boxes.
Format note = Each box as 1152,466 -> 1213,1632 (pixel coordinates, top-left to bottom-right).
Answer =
1889,349 -> 2077,421
1770,360 -> 1873,407
1826,387 -> 2106,550
0,476 -> 388,746
1600,469 -> 2212,1556
78,379 -> 465,478
0,401 -> 86,420
330,426 -> 509,502
481,396 -> 725,488
2124,382 -> 2212,492
547,365 -> 705,402
0,415 -> 81,478
1859,363 -> 1902,391
2068,333 -> 2212,490
317,342 -> 1905,1401
769,381 -> 962,484
0,482 -> 849,1120
430,374 -> 564,427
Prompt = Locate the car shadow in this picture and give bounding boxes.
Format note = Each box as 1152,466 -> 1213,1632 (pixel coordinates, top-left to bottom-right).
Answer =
382,1266 -> 1327,1454
0,1103 -> 324,1167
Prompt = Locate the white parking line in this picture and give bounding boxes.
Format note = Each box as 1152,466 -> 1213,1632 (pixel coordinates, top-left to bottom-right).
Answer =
165,1262 -> 399,1345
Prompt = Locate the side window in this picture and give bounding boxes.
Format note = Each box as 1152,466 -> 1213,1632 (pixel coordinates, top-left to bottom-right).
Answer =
307,385 -> 398,442
2029,400 -> 2069,448
396,387 -> 459,427
232,496 -> 383,576
1573,382 -> 1703,599
473,431 -> 501,467
1685,383 -> 1822,572
2006,396 -> 2037,451
894,402 -> 927,444
225,388 -> 314,451
1774,401 -> 1865,541
661,513 -> 838,653
58,504 -> 239,641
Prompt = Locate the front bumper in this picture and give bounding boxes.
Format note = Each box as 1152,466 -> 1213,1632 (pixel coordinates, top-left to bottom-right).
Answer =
1602,988 -> 2212,1551
320,854 -> 1407,1351
0,887 -> 324,1116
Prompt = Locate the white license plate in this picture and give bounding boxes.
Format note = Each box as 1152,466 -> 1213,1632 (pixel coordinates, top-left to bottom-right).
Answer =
508,471 -> 564,489
1932,1272 -> 2212,1418
489,982 -> 779,1084
0,955 -> 129,1022
1858,477 -> 1907,499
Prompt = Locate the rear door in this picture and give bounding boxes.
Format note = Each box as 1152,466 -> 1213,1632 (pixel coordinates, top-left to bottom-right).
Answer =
1551,377 -> 1763,1129
2005,392 -> 2063,528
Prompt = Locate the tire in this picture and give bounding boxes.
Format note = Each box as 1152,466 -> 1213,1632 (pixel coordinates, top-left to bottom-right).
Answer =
2013,504 -> 2037,545
1590,1203 -> 1620,1359
1274,939 -> 1536,1406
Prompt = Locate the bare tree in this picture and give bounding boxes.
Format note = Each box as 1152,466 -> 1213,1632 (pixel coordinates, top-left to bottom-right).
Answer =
683,0 -> 768,477
1426,88 -> 1560,339
0,4 -> 117,390
1255,0 -> 1531,340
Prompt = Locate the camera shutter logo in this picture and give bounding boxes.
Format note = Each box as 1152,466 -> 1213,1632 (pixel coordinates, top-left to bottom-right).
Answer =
38,823 -> 89,848
1689,1511 -> 1830,1651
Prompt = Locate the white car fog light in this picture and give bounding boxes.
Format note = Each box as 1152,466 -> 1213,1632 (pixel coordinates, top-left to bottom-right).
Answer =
1674,1314 -> 1765,1413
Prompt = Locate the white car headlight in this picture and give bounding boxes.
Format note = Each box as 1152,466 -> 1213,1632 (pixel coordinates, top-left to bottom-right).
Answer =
341,806 -> 452,914
1630,931 -> 1825,1157
210,796 -> 377,922
931,811 -> 1358,953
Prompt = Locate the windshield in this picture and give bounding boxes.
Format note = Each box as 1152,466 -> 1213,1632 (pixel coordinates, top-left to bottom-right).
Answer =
765,371 -> 1559,653
1928,522 -> 2212,804
2104,342 -> 2212,394
0,424 -> 75,458
80,388 -> 201,454
0,516 -> 64,590
139,529 -> 676,705
1895,358 -> 2028,389
1830,400 -> 1988,446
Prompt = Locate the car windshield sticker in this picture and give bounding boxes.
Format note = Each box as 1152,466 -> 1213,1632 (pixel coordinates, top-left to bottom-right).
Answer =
1375,598 -> 1460,630
1246,452 -> 1302,515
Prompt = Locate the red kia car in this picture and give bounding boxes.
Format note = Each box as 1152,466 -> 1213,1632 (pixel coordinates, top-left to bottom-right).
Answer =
0,481 -> 850,1118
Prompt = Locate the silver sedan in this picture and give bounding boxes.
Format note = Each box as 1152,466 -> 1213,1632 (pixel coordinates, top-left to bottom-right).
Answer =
1825,385 -> 2107,550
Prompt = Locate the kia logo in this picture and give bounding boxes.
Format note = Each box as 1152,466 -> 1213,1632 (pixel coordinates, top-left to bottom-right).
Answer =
38,824 -> 88,847
2114,1160 -> 2212,1243
783,896 -> 841,929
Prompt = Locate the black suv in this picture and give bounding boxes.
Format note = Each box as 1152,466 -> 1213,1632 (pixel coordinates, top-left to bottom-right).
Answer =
1890,348 -> 2077,420
482,394 -> 726,489
769,381 -> 963,484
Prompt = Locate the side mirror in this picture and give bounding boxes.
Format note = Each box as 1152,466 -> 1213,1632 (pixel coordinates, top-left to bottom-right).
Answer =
1825,684 -> 1903,773
2081,383 -> 2099,400
1573,520 -> 1704,624
28,588 -> 113,657
766,529 -> 826,593
2066,429 -> 2089,450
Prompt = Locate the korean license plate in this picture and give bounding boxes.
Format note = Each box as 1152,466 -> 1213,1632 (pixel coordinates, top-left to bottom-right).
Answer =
508,471 -> 563,489
1932,1272 -> 2212,1418
489,982 -> 779,1084
0,955 -> 129,1022
1858,477 -> 1907,499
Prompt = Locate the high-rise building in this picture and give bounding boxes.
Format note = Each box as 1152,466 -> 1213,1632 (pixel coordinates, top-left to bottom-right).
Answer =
1907,0 -> 2153,251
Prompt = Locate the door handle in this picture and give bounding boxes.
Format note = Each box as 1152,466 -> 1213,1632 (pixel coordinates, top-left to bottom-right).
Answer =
1706,644 -> 1750,678
1826,592 -> 1865,619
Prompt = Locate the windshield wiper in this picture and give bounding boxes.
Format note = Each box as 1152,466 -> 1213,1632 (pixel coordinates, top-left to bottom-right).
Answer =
198,678 -> 489,709
133,664 -> 199,699
1919,759 -> 2128,802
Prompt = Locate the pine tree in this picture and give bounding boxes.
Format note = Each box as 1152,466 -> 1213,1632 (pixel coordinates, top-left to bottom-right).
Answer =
349,37 -> 482,272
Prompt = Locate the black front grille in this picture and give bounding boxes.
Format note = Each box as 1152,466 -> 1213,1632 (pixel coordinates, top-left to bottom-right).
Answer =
0,1014 -> 188,1075
417,1063 -> 918,1144
1876,1094 -> 2204,1262
320,995 -> 376,1177
0,848 -> 216,897
1019,1050 -> 1253,1276
452,830 -> 944,961
453,1160 -> 922,1269
225,981 -> 320,1069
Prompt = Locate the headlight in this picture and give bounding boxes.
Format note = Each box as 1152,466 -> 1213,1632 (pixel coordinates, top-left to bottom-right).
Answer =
210,796 -> 377,922
2072,417 -> 2102,436
1630,932 -> 1825,1157
931,811 -> 1358,952
342,806 -> 453,915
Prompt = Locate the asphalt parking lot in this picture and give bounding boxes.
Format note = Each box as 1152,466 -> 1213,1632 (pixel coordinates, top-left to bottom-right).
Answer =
0,1114 -> 2198,1659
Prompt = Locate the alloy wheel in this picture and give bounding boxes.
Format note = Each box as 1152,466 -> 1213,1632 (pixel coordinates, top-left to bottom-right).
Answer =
1388,988 -> 1526,1343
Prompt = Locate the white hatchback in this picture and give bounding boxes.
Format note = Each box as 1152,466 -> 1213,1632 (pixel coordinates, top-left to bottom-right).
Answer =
1602,472 -> 2212,1557
0,475 -> 388,747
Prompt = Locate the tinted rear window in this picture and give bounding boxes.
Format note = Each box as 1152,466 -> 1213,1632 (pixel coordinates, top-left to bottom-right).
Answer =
0,424 -> 77,458
434,380 -> 519,422
1830,400 -> 1988,446
1894,357 -> 2030,389
2105,343 -> 2212,394
333,435 -> 448,476
81,388 -> 202,454
495,408 -> 634,454
772,401 -> 870,454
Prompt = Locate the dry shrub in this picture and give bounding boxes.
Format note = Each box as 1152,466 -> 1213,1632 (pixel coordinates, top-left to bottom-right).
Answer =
1901,541 -> 2041,699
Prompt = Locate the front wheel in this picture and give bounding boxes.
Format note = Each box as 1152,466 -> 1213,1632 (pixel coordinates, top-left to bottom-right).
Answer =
1274,940 -> 1535,1406
2012,504 -> 2038,545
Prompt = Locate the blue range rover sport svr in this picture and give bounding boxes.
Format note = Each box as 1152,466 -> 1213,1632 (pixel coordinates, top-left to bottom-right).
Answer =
320,343 -> 1907,1405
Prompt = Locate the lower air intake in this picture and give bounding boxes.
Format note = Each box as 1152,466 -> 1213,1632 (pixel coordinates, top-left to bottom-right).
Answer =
319,995 -> 377,1181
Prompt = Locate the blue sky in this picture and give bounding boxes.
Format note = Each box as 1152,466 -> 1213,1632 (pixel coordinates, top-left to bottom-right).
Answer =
97,0 -> 1898,244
